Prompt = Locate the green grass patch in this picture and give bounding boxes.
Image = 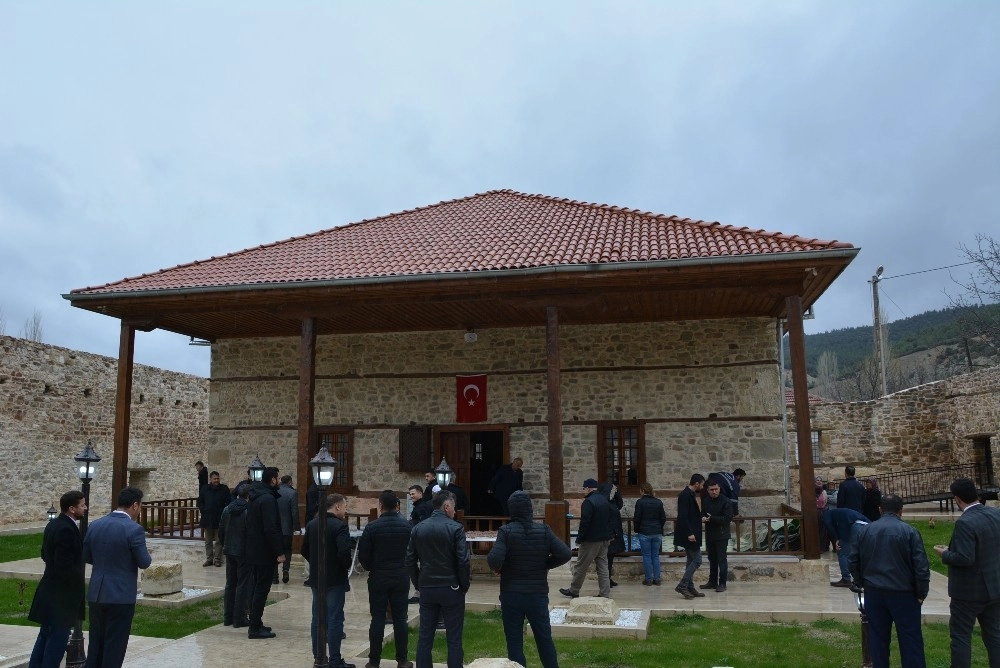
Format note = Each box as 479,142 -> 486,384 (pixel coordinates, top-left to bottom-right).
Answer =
908,519 -> 956,575
389,610 -> 990,667
0,533 -> 43,563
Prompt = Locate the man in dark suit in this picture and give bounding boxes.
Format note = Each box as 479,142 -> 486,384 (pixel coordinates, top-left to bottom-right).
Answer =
674,473 -> 706,600
197,470 -> 230,567
837,465 -> 866,513
83,486 -> 152,668
934,478 -> 1000,668
488,457 -> 524,516
28,490 -> 87,668
244,466 -> 284,639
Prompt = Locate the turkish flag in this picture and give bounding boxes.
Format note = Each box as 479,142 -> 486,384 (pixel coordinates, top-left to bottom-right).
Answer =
456,374 -> 487,423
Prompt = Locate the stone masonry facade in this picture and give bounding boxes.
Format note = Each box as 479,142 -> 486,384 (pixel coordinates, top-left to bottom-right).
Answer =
207,318 -> 789,517
0,335 -> 209,524
789,364 -> 1000,503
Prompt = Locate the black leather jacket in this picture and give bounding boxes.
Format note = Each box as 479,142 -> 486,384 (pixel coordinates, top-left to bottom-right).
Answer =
633,495 -> 666,536
849,514 -> 930,598
577,489 -> 612,544
487,492 -> 571,594
703,494 -> 734,541
405,509 -> 470,591
358,510 -> 411,576
219,498 -> 248,557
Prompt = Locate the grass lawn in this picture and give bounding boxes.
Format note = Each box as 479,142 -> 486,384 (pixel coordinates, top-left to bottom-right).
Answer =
907,519 -> 956,575
0,533 -> 43,562
388,609 -> 992,668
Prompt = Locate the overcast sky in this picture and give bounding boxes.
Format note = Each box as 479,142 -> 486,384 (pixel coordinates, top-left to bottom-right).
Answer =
2,2 -> 998,377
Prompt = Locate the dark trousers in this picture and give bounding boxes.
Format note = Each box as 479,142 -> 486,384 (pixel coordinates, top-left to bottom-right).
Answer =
223,554 -> 252,624
680,546 -> 702,588
864,588 -> 926,668
500,590 -> 559,668
274,536 -> 293,581
368,574 -> 410,663
705,537 -> 728,587
85,602 -> 136,668
949,596 -> 1000,668
248,564 -> 275,631
417,586 -> 465,668
310,584 -> 347,662
28,620 -> 71,668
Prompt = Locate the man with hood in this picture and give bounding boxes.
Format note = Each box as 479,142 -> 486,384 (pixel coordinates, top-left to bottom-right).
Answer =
219,486 -> 251,627
559,478 -> 612,599
488,491 -> 571,668
244,467 -> 284,639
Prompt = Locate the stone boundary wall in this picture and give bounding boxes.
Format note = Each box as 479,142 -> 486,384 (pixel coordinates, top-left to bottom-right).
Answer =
789,364 -> 1000,501
0,335 -> 209,524
208,318 -> 788,517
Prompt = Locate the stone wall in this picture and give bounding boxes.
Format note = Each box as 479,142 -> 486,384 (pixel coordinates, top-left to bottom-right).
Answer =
0,335 -> 209,524
207,318 -> 788,516
789,364 -> 1000,501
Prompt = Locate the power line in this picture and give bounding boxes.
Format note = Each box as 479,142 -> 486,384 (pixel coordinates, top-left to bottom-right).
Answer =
881,261 -> 976,281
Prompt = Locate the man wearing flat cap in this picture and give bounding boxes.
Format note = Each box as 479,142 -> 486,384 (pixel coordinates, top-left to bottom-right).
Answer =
560,478 -> 612,599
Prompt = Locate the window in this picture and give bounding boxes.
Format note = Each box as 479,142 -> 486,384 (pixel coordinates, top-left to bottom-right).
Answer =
316,428 -> 355,492
794,430 -> 821,465
598,422 -> 645,495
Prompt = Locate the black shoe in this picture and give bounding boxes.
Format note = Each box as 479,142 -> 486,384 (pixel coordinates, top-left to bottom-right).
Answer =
715,586 -> 727,593
223,620 -> 233,626
282,571 -> 289,583
830,579 -> 853,588
674,584 -> 695,600
559,588 -> 578,598
687,587 -> 706,598
407,596 -> 420,604
849,584 -> 863,593
303,579 -> 313,587
233,622 -> 248,628
342,631 -> 347,639
332,662 -> 356,668
609,579 -> 619,587
248,629 -> 276,639
699,583 -> 717,589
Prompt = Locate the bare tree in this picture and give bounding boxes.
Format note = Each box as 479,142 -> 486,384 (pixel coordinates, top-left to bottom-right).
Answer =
949,234 -> 1000,354
814,350 -> 845,401
20,309 -> 43,342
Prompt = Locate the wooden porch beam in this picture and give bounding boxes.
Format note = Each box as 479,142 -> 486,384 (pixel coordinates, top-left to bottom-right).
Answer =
785,294 -> 820,560
111,322 -> 135,507
296,317 -> 317,529
544,306 -> 569,544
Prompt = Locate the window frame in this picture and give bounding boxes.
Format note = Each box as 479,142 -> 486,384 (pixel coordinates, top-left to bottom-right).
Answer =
315,427 -> 357,494
794,429 -> 821,465
596,421 -> 646,497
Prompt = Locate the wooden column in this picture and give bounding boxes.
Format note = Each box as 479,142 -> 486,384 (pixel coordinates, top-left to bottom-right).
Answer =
111,322 -> 136,505
544,306 -> 569,544
786,295 -> 819,559
296,317 -> 317,532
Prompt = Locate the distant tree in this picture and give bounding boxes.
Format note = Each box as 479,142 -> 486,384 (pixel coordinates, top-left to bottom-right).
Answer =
814,350 -> 846,401
949,233 -> 1000,354
20,309 -> 43,342
0,305 -> 6,335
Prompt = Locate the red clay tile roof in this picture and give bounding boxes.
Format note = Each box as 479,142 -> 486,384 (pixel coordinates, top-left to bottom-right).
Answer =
72,189 -> 854,295
785,389 -> 828,406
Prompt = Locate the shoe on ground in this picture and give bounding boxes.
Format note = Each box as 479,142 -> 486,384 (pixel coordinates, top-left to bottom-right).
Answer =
330,662 -> 356,668
652,579 -> 661,586
214,560 -> 222,567
232,622 -> 248,628
674,584 -> 695,600
687,587 -> 706,597
609,579 -> 619,587
365,663 -> 379,668
282,571 -> 289,583
223,620 -> 232,626
830,579 -> 853,588
342,631 -> 347,639
303,579 -> 312,587
850,584 -> 863,593
716,586 -> 727,593
559,588 -> 579,598
407,596 -> 420,603
699,583 -> 717,589
398,662 -> 414,668
202,560 -> 213,567
248,629 -> 276,639
642,580 -> 652,586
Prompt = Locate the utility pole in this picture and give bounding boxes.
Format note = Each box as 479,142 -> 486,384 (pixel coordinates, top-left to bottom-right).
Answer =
870,266 -> 888,396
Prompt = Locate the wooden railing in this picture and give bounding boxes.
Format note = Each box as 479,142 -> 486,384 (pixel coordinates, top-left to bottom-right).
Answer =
140,497 -> 200,538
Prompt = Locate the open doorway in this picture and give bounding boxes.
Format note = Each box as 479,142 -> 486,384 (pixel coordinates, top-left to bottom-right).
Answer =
437,428 -> 506,516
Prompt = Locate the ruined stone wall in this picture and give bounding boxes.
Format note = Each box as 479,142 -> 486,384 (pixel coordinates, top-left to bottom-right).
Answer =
789,364 -> 1000,501
208,318 -> 787,516
0,335 -> 209,524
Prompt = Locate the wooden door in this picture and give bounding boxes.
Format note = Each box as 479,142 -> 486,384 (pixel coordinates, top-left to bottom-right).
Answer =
439,431 -> 471,504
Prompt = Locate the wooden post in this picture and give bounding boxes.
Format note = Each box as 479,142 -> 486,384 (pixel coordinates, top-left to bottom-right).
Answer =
786,295 -> 819,559
544,306 -> 569,544
296,317 -> 317,537
111,322 -> 135,505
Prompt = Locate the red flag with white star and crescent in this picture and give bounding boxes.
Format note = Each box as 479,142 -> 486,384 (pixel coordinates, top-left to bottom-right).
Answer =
456,374 -> 487,423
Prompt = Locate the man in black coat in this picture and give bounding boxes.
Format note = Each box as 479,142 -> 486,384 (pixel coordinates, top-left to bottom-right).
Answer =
244,467 -> 284,639
675,473 -> 706,599
559,478 -> 612,599
488,491 -> 571,668
408,485 -> 432,526
219,486 -> 252,627
488,457 -> 524,516
28,490 -> 87,668
197,471 -> 231,567
935,478 -> 1000,668
359,490 -> 414,668
302,493 -> 354,668
701,479 -> 735,592
837,465 -> 866,514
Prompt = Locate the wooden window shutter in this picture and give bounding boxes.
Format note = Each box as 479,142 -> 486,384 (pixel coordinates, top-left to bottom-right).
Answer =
399,426 -> 431,472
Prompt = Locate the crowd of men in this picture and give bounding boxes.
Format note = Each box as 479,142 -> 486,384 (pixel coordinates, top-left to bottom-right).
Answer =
25,457 -> 1000,668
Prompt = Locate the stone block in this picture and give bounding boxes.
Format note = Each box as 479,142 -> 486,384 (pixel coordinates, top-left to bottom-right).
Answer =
141,560 -> 183,596
467,660 -> 524,668
565,596 -> 620,625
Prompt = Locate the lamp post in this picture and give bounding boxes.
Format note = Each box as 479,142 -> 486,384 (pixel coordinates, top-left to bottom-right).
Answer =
855,590 -> 873,668
47,504 -> 58,522
310,446 -> 336,668
435,457 -> 455,488
870,266 -> 888,397
66,440 -> 100,668
248,454 -> 265,483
